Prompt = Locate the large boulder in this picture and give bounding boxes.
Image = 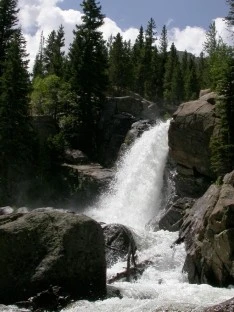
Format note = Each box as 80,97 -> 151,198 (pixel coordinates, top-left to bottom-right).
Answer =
98,112 -> 137,166
168,92 -> 218,197
179,171 -> 234,287
102,223 -> 137,268
61,163 -> 114,208
169,93 -> 217,177
204,297 -> 234,312
0,210 -> 106,304
158,197 -> 195,232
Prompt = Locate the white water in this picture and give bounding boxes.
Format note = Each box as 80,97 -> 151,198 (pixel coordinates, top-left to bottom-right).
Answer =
65,120 -> 233,312
87,120 -> 170,230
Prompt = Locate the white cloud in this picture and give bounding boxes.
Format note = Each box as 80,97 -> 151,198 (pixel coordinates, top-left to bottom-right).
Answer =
214,17 -> 234,46
17,1 -> 233,72
168,26 -> 206,56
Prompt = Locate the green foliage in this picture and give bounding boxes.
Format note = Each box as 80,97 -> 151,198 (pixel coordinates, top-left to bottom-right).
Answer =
0,0 -> 19,73
0,27 -> 34,204
30,74 -> 73,119
68,0 -> 108,154
163,43 -> 183,104
108,33 -> 133,92
33,26 -> 66,80
210,55 -> 234,177
226,0 -> 234,27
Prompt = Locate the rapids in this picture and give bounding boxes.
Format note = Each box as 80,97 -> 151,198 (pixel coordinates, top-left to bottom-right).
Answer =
63,120 -> 233,312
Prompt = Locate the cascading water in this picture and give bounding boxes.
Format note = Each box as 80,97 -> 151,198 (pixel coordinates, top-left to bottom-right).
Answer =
87,120 -> 170,229
63,120 -> 233,312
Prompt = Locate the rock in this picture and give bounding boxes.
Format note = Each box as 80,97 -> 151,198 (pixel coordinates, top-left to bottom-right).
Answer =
0,206 -> 14,215
204,297 -> 234,312
64,149 -> 89,165
168,93 -> 218,197
119,120 -> 155,157
17,207 -> 29,214
61,163 -> 114,208
179,170 -> 234,287
0,210 -> 106,304
169,98 -> 217,178
199,89 -> 211,97
124,120 -> 155,146
199,91 -> 217,105
102,223 -> 137,268
159,197 -> 195,232
98,94 -> 160,166
98,112 -> 137,166
106,285 -> 122,299
16,285 -> 71,312
107,95 -> 159,120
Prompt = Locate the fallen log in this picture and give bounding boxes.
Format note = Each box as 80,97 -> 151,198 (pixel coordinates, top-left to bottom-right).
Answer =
107,259 -> 153,284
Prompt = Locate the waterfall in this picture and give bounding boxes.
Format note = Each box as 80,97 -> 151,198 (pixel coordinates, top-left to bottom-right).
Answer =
87,120 -> 170,229
63,120 -> 233,312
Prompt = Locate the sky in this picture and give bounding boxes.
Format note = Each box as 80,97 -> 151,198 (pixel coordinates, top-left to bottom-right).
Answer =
18,0 -> 233,71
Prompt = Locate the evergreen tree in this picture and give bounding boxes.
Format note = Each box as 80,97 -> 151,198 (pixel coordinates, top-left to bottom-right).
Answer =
226,0 -> 234,27
32,32 -> 45,79
44,25 -> 65,77
158,25 -> 168,55
183,55 -> 199,100
108,33 -> 133,93
203,21 -> 218,56
197,51 -> 209,90
0,29 -> 33,203
210,56 -> 234,176
157,25 -> 168,100
163,43 -> 182,104
132,25 -> 145,95
68,0 -> 108,155
144,18 -> 157,99
0,0 -> 19,74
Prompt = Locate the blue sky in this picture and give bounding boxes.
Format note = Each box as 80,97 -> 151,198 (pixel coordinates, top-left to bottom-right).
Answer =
18,0 -> 232,71
58,0 -> 229,30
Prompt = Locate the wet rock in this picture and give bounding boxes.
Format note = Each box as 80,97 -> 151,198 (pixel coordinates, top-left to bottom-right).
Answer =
159,197 -> 195,231
0,210 -> 106,304
168,95 -> 217,178
98,112 -> 137,166
64,149 -> 89,165
102,223 -> 137,268
0,206 -> 14,215
168,92 -> 218,197
106,285 -> 122,299
61,163 -> 114,208
179,171 -> 234,287
204,297 -> 234,312
16,285 -> 71,312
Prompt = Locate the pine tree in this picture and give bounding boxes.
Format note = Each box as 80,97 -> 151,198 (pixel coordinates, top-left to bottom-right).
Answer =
210,57 -> 234,176
0,29 -> 33,203
68,0 -> 108,155
183,55 -> 199,101
197,51 -> 209,90
226,0 -> 234,27
203,22 -> 217,56
132,25 -> 145,95
0,0 -> 19,74
32,31 -> 45,79
108,33 -> 133,93
157,25 -> 168,101
163,43 -> 181,104
144,18 -> 157,99
44,25 -> 65,77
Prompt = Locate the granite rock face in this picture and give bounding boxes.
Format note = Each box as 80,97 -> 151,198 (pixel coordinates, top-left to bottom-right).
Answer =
179,171 -> 234,287
0,210 -> 106,304
168,91 -> 218,197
